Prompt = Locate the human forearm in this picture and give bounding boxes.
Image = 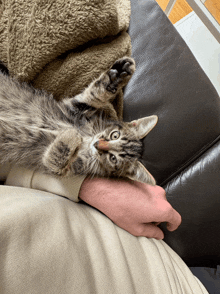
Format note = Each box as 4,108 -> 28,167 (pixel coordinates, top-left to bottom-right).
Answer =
79,177 -> 182,239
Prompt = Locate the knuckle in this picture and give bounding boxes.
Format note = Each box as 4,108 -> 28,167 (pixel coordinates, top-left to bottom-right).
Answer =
158,202 -> 171,213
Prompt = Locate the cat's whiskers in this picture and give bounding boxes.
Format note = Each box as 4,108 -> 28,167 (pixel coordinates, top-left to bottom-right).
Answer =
90,161 -> 100,179
118,161 -> 126,178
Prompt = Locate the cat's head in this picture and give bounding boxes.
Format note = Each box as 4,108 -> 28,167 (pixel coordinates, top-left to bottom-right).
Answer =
82,115 -> 158,185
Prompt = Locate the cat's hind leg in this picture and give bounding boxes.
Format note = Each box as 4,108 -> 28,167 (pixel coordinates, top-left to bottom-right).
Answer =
74,57 -> 135,112
42,128 -> 82,176
61,57 -> 135,120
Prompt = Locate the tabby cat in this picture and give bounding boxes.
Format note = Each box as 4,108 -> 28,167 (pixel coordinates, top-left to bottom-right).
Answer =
0,57 -> 158,185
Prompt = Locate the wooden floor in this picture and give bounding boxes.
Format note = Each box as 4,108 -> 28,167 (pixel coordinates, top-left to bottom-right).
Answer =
155,0 -> 220,24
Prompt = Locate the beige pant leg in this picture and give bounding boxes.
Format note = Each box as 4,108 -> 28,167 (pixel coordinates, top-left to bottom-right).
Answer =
0,186 -> 208,294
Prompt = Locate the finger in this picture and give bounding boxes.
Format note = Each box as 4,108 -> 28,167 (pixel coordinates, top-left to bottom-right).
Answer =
138,223 -> 165,240
166,209 -> 182,231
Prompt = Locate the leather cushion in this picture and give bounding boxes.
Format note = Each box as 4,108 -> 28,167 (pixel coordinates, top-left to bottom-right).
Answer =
163,139 -> 220,267
124,0 -> 220,267
124,0 -> 220,185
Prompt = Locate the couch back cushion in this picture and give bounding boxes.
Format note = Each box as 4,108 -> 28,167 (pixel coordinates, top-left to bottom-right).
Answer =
124,0 -> 220,186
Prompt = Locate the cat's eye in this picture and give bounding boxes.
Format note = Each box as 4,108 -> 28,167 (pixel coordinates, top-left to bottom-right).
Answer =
109,153 -> 117,164
110,131 -> 120,140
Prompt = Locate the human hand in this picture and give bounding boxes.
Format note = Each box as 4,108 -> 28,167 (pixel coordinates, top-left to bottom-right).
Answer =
79,177 -> 181,240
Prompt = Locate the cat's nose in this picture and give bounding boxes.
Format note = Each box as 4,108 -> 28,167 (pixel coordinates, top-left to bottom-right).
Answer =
94,139 -> 110,151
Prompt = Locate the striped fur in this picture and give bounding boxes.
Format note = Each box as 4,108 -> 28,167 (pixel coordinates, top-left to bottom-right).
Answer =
0,57 -> 157,184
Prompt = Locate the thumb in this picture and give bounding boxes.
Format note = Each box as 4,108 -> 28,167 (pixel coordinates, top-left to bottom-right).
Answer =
142,223 -> 165,240
166,210 -> 182,231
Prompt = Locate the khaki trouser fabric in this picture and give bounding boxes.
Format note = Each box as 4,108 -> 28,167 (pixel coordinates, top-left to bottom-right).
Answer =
0,185 -> 208,294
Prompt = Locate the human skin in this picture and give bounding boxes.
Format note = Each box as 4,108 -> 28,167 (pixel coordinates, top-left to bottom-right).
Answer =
79,177 -> 182,240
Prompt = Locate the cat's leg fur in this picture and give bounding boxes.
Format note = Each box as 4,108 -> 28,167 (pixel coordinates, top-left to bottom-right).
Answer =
63,57 -> 135,120
80,56 -> 135,111
42,128 -> 82,176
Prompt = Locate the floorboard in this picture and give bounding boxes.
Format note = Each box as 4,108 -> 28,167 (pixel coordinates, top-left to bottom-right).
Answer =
155,0 -> 220,24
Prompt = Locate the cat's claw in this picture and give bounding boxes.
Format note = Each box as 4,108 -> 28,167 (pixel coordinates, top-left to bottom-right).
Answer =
107,57 -> 135,93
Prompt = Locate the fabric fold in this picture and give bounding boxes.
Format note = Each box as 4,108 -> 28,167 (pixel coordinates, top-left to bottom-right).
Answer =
0,0 -> 131,117
6,165 -> 86,202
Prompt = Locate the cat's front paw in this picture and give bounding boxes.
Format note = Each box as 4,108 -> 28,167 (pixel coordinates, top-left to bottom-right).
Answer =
43,129 -> 82,176
106,57 -> 135,93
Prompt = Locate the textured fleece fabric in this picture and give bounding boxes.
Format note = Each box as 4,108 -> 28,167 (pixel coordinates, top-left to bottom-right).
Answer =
0,0 -> 131,118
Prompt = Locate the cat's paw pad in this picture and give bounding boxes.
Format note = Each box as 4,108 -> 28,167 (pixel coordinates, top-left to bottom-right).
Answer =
107,57 -> 135,93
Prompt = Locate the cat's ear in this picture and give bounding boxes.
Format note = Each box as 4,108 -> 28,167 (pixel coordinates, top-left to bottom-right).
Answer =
128,115 -> 158,139
127,161 -> 156,185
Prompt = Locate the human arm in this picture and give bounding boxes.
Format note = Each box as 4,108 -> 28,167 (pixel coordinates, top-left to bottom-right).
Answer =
79,177 -> 182,240
5,166 -> 181,240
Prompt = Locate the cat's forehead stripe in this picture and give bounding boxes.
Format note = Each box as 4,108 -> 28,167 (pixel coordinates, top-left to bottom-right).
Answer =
108,122 -> 123,130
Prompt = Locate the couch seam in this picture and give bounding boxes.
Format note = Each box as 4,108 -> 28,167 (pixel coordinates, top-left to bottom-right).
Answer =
161,133 -> 220,187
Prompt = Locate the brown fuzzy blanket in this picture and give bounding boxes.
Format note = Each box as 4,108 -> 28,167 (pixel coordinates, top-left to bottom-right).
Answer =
0,0 -> 131,119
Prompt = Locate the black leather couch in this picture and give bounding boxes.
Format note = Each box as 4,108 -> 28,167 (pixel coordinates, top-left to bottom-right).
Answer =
124,1 -> 220,292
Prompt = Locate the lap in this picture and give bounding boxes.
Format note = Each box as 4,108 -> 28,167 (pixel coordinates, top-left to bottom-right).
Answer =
0,186 -> 208,294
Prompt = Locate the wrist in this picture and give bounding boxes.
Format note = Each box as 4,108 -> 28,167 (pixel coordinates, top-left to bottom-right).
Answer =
79,177 -> 107,205
79,177 -> 127,209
